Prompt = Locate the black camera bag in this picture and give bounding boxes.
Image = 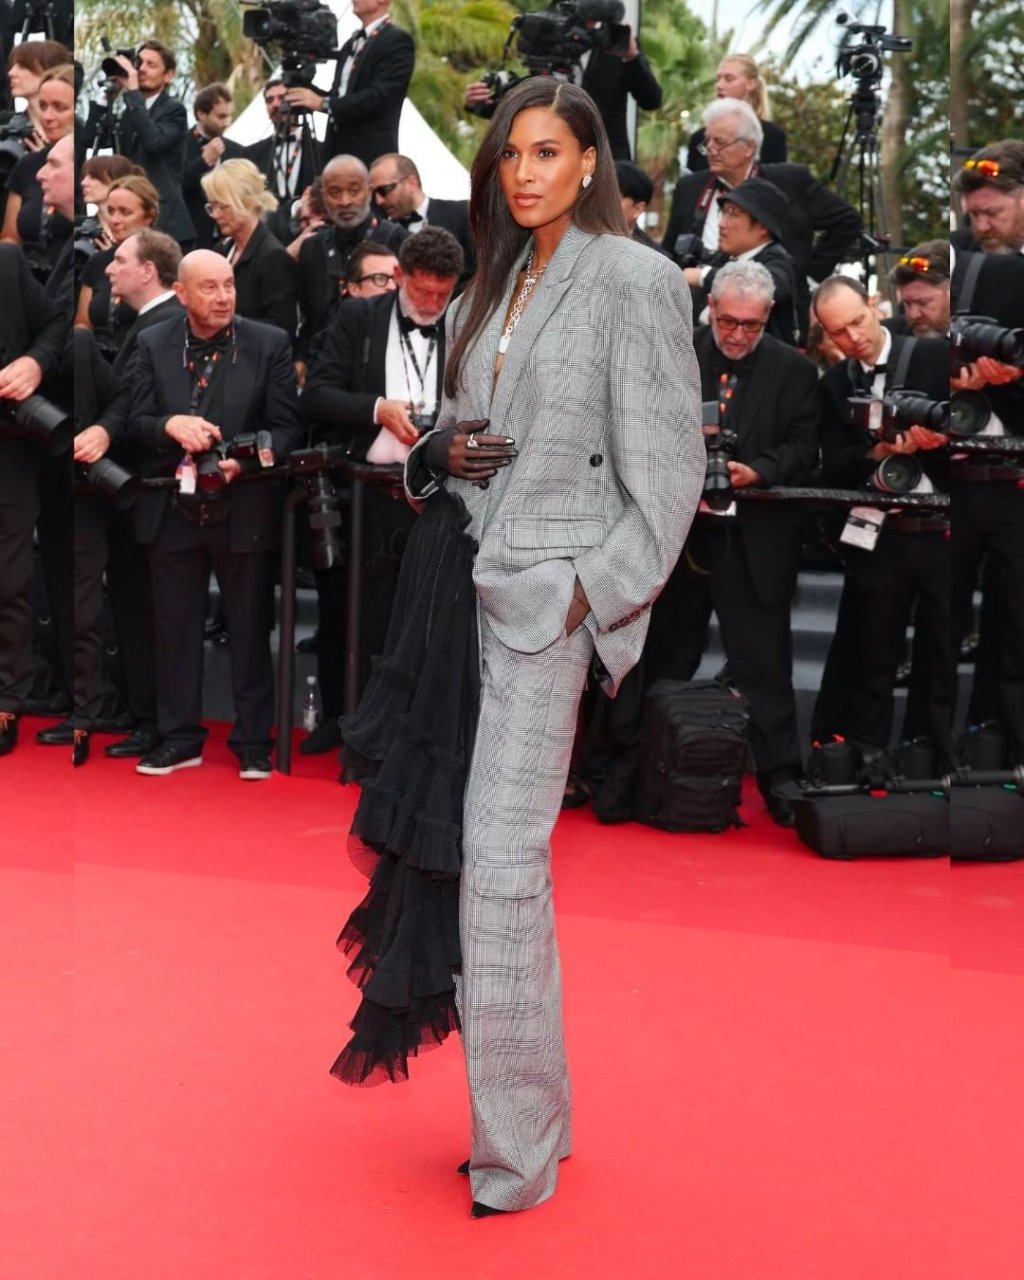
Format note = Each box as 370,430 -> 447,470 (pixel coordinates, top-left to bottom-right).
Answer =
634,680 -> 749,832
951,788 -> 1024,861
791,793 -> 948,859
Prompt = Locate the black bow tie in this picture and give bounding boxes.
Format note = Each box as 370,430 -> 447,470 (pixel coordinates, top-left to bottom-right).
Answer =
856,361 -> 887,390
398,311 -> 437,339
710,344 -> 756,381
187,325 -> 233,363
398,210 -> 423,228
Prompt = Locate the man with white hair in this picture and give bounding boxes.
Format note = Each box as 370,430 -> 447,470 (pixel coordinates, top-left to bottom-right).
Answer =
662,98 -> 861,305
643,260 -> 821,826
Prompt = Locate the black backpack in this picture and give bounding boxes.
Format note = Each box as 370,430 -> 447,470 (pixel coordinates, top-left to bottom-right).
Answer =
634,680 -> 750,833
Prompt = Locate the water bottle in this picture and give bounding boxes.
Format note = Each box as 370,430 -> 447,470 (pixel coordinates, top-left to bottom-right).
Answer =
302,675 -> 321,733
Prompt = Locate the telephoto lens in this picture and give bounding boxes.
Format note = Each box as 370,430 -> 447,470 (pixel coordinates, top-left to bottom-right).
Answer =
871,453 -> 923,494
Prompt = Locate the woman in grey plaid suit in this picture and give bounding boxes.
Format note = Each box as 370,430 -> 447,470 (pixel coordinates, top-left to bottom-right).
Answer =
401,78 -> 705,1216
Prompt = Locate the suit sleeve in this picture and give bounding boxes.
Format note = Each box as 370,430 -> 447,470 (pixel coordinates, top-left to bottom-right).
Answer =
819,368 -> 875,487
8,246 -> 66,379
300,301 -> 379,443
327,30 -> 414,127
126,334 -> 178,455
260,329 -> 304,459
119,91 -> 188,159
745,355 -> 820,486
801,172 -> 862,282
573,257 -> 705,633
255,249 -> 300,345
181,138 -> 211,198
660,179 -> 687,258
622,49 -> 662,111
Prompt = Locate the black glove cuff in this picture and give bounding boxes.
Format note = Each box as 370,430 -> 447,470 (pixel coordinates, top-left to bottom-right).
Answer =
423,426 -> 457,475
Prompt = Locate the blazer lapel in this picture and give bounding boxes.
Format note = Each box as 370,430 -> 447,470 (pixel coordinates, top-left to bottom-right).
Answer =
488,223 -> 596,434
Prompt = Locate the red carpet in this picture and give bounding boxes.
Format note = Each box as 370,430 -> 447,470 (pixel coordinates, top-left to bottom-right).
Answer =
2,716 -> 1021,1279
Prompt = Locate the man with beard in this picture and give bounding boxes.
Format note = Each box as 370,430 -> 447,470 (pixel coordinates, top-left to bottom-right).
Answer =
643,261 -> 819,825
952,141 -> 1024,255
182,83 -> 245,250
889,240 -> 950,337
298,227 -> 464,752
243,79 -> 321,245
295,154 -> 407,375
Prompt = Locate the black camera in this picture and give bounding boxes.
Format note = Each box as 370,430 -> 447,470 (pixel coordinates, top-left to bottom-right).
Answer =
100,45 -> 140,79
476,0 -> 630,109
846,389 -> 949,444
673,233 -> 717,270
0,116 -> 36,143
950,314 -> 1024,374
194,431 -> 276,496
241,0 -> 338,62
410,409 -> 438,435
77,457 -> 140,510
835,16 -> 912,85
288,443 -> 348,571
870,454 -> 923,494
73,214 -> 106,266
0,394 -> 73,456
700,398 -> 737,512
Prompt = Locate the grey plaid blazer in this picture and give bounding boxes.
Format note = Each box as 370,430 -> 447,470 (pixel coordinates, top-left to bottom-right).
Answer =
409,223 -> 704,694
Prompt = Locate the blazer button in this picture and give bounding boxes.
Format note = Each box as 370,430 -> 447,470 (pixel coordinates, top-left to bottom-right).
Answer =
589,453 -> 603,467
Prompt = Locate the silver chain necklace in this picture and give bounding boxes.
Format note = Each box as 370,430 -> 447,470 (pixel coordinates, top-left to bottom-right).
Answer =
498,249 -> 548,354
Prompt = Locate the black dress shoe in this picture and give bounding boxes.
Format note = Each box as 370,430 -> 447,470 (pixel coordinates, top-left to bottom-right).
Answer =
298,720 -> 342,755
36,719 -> 75,746
471,1202 -> 508,1219
456,1159 -> 470,1176
105,729 -> 161,758
0,712 -> 18,755
72,730 -> 90,767
764,793 -> 796,828
136,743 -> 203,775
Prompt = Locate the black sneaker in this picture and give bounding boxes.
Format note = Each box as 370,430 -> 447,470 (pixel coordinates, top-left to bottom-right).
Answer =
239,751 -> 273,781
136,744 -> 203,775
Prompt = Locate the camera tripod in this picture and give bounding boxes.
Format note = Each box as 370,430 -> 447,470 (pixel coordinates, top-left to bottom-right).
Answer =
829,77 -> 892,285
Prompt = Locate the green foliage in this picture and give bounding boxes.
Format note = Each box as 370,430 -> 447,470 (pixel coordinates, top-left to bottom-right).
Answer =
964,0 -> 1024,145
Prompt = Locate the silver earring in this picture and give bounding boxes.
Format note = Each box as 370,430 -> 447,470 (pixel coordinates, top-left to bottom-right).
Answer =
581,174 -> 592,189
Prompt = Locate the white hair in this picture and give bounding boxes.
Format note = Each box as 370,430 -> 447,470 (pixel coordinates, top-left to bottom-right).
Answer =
710,259 -> 776,307
702,98 -> 764,157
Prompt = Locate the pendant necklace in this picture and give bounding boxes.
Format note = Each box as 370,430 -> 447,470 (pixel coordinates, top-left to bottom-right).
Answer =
498,249 -> 548,354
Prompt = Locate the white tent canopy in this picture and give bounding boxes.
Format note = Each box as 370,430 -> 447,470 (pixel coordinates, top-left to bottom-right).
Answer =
226,4 -> 471,199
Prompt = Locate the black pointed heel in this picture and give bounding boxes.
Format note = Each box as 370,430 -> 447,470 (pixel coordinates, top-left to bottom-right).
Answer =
456,1159 -> 470,1176
471,1201 -> 507,1219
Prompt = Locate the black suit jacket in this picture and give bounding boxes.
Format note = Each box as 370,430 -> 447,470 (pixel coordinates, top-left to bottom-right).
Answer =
581,49 -> 662,161
324,23 -> 415,166
301,291 -> 446,457
691,241 -> 800,346
83,90 -> 194,244
693,326 -> 820,603
952,249 -> 1024,432
127,315 -> 303,549
663,163 -> 861,285
242,131 -> 320,243
0,242 -> 65,381
181,127 -> 247,249
74,327 -> 129,446
220,223 -> 299,345
296,216 -> 408,361
687,119 -> 787,172
113,296 -> 185,377
421,195 -> 476,281
819,334 -> 950,491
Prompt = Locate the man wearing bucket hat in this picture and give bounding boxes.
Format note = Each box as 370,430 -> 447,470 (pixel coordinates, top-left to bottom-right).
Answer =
683,176 -> 800,344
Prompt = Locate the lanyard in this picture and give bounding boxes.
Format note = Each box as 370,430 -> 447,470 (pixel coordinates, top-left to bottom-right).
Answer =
187,344 -> 228,414
398,325 -> 436,409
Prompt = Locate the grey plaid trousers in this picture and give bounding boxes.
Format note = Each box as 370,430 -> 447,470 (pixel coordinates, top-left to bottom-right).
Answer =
458,609 -> 594,1212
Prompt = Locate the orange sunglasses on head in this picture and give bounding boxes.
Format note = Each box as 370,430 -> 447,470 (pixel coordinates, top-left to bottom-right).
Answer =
963,158 -> 1001,178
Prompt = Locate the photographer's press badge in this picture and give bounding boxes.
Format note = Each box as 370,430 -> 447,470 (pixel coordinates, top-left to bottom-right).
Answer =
176,456 -> 197,495
841,505 -> 886,551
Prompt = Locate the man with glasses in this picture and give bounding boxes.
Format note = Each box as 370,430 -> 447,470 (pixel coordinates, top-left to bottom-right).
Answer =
952,141 -> 1024,254
368,152 -> 475,286
643,261 -> 820,825
344,241 -> 398,299
294,154 -> 407,374
888,240 -> 950,338
663,98 -> 860,321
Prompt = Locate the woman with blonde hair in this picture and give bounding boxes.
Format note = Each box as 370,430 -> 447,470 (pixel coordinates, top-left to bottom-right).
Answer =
202,157 -> 298,342
687,53 -> 788,171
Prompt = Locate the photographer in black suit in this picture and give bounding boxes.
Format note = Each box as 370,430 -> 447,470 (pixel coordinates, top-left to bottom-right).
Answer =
812,275 -> 952,766
662,99 -> 861,337
0,242 -> 68,756
81,41 -> 194,247
243,79 -> 320,244
294,154 -> 406,372
127,251 -> 303,778
299,226 -> 463,752
464,18 -> 661,161
615,160 -> 669,256
182,82 -> 245,250
368,152 -> 475,284
644,261 -> 819,825
284,0 -> 414,168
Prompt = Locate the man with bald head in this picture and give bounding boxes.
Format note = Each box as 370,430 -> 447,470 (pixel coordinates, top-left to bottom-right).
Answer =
127,249 -> 303,778
296,154 -> 406,367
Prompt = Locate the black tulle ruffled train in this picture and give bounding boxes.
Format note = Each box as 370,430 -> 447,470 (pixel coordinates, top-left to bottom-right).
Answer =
330,488 -> 479,1087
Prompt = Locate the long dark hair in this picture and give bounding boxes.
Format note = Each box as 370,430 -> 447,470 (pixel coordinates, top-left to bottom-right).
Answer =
444,78 -> 628,398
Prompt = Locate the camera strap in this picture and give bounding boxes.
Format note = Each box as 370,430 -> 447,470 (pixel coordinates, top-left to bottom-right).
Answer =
953,252 -> 985,315
398,324 -> 437,410
889,336 -> 916,390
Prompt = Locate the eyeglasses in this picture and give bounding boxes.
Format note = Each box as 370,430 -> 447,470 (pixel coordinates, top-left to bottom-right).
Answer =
352,272 -> 395,288
698,137 -> 745,156
963,158 -> 1001,179
714,315 -> 765,334
371,181 -> 401,199
204,201 -> 231,215
897,255 -> 933,272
